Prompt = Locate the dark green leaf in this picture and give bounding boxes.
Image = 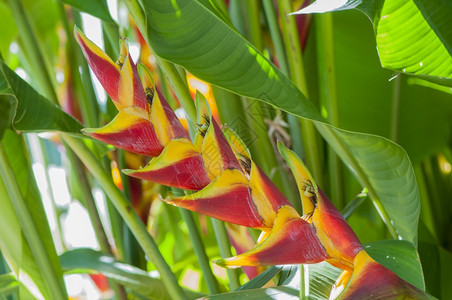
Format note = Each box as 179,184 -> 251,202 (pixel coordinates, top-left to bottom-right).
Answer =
0,60 -> 83,138
59,0 -> 113,21
140,0 -> 420,243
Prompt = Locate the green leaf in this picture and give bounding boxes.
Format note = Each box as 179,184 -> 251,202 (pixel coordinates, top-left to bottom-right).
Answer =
0,158 -> 22,275
277,263 -> 342,300
0,130 -> 66,299
329,10 -> 452,165
0,2 -> 17,59
207,286 -> 299,299
364,240 -> 425,291
60,248 -> 203,300
0,59 -> 83,138
235,266 -> 281,291
0,273 -> 18,296
59,0 -> 113,21
295,0 -> 452,86
139,0 -> 420,243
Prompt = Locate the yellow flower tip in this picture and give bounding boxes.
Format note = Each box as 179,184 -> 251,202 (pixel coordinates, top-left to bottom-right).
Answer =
80,127 -> 96,135
277,142 -> 317,216
119,38 -> 128,62
213,257 -> 256,269
138,63 -> 155,91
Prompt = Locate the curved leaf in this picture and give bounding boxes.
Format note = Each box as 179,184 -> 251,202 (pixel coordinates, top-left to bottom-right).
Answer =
59,248 -> 203,300
138,0 -> 419,243
294,0 -> 452,86
365,240 -> 425,291
0,60 -> 83,138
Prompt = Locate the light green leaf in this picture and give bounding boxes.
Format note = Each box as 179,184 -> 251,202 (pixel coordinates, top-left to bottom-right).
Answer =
139,0 -> 420,243
0,2 -> 17,59
0,59 -> 83,138
59,0 -> 113,21
0,273 -> 18,296
294,0 -> 452,86
0,130 -> 66,299
365,240 -> 425,291
0,160 -> 22,275
60,248 -> 203,300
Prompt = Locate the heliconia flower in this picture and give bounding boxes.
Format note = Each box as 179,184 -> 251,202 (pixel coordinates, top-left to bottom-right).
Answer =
277,142 -> 363,270
76,32 -> 431,299
215,205 -> 328,267
224,223 -> 265,280
330,250 -> 431,300
74,27 -> 147,112
82,106 -> 163,156
123,138 -> 210,190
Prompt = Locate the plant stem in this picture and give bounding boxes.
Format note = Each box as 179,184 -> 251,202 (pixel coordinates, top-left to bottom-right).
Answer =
0,144 -> 67,299
277,0 -> 324,188
390,74 -> 402,142
6,0 -> 58,104
157,59 -> 197,128
340,190 -> 368,220
211,219 -> 241,290
179,209 -> 220,294
315,13 -> 344,208
61,134 -> 187,300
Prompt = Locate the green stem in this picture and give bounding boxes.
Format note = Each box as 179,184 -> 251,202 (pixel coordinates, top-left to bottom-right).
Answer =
262,0 -> 289,75
61,134 -> 187,300
299,264 -> 307,300
0,144 -> 67,299
66,146 -> 129,300
262,0 -> 304,156
413,165 -> 438,242
211,219 -> 241,290
157,59 -> 197,129
315,13 -> 344,208
277,0 -> 324,188
6,0 -> 58,104
340,190 -> 368,220
179,209 -> 220,294
390,75 -> 402,142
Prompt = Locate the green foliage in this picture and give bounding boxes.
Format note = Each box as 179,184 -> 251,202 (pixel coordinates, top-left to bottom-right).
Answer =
0,59 -> 83,137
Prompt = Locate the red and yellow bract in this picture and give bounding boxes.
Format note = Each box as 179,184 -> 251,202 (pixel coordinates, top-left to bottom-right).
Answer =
75,30 -> 430,299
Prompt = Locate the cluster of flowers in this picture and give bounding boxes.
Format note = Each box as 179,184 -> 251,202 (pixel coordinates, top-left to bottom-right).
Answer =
75,28 -> 429,299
